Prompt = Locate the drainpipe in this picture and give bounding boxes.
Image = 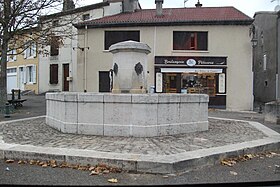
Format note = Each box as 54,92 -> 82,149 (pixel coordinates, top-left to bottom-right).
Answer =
84,25 -> 88,92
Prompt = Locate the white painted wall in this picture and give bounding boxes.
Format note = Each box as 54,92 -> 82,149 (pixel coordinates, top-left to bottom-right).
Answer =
38,2 -> 122,93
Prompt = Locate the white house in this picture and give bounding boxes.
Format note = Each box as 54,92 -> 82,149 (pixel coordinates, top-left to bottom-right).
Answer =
74,0 -> 254,111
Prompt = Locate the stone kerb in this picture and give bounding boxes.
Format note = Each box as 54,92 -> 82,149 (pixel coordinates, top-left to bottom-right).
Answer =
46,93 -> 209,137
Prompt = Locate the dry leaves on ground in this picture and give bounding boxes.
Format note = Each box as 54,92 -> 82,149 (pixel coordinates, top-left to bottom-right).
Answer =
221,152 -> 280,167
4,158 -> 122,176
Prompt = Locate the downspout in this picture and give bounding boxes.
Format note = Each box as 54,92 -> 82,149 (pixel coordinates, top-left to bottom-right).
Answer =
277,14 -> 279,100
84,25 -> 88,92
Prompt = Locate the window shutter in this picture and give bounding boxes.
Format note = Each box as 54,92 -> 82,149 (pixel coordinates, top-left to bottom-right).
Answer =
32,43 -> 37,58
50,64 -> 58,84
24,46 -> 27,59
23,67 -> 27,83
32,65 -> 36,83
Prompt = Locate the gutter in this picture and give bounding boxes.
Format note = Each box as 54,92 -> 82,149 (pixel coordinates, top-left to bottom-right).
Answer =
74,20 -> 254,29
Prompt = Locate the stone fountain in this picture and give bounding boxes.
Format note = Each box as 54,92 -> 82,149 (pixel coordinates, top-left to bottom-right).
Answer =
46,41 -> 209,137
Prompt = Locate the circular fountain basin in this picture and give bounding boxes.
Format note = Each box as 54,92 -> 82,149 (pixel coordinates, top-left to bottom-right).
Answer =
46,92 -> 209,137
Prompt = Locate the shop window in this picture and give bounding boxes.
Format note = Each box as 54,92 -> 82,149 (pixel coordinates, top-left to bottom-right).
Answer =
181,73 -> 216,96
104,31 -> 140,50
50,64 -> 58,84
173,31 -> 208,51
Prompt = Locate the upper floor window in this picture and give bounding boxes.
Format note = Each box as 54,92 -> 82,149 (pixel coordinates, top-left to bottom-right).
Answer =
83,14 -> 90,21
173,31 -> 208,51
104,31 -> 140,50
7,49 -> 17,62
50,36 -> 60,56
24,41 -> 37,59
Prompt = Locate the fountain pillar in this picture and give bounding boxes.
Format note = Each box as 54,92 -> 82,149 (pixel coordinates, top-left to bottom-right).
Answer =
109,40 -> 151,94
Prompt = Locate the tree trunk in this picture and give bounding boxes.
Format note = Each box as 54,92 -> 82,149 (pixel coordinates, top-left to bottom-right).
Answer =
0,0 -> 11,111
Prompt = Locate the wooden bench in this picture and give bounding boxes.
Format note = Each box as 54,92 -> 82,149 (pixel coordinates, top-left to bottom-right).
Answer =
8,89 -> 27,108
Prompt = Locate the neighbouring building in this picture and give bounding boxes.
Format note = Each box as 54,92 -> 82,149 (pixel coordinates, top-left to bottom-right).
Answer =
38,0 -> 140,93
252,11 -> 280,103
74,1 -> 254,111
6,31 -> 38,94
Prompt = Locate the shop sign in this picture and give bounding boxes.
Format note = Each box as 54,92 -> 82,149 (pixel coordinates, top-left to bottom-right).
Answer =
155,56 -> 227,66
219,73 -> 226,93
156,72 -> 163,92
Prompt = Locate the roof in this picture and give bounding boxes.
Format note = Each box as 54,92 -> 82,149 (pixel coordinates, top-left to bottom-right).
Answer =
40,1 -> 110,20
74,6 -> 253,29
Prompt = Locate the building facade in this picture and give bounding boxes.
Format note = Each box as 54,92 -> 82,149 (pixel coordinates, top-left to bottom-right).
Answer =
74,3 -> 254,111
6,33 -> 38,94
252,11 -> 280,103
38,0 -> 140,93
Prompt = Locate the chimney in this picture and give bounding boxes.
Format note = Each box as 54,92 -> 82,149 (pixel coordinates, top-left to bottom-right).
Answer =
155,0 -> 163,16
123,0 -> 139,13
63,0 -> 75,11
195,0 -> 202,8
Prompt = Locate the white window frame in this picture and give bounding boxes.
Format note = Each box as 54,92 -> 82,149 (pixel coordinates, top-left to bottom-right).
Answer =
7,49 -> 17,62
24,41 -> 37,59
26,64 -> 36,84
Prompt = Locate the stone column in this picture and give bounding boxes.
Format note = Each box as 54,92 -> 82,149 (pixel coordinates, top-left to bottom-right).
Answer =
109,40 -> 151,94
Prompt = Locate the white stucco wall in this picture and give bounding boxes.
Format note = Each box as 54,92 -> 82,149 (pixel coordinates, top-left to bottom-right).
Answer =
76,25 -> 253,111
38,2 -> 122,94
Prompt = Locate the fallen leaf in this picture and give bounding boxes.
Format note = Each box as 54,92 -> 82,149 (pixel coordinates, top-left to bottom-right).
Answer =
90,170 -> 99,175
5,159 -> 14,163
29,160 -> 36,165
89,166 -> 95,171
103,170 -> 110,174
42,163 -> 48,168
244,154 -> 254,159
230,171 -> 238,176
18,160 -> 26,164
108,178 -> 118,183
221,160 -> 236,167
162,175 -> 169,178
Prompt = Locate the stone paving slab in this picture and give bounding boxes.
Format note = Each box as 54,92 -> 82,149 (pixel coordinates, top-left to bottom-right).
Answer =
0,116 -> 280,174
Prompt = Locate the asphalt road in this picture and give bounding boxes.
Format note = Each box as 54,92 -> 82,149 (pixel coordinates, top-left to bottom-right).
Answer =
0,152 -> 280,186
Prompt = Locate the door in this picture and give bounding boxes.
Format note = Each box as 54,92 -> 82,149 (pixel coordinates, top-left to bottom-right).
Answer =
18,67 -> 25,91
7,68 -> 17,94
63,64 -> 69,91
99,71 -> 110,92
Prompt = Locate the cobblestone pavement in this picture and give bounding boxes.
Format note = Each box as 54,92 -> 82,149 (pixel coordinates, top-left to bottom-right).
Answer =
0,117 -> 267,155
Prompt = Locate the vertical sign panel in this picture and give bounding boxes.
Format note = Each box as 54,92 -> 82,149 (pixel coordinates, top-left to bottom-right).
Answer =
156,72 -> 163,92
218,73 -> 225,93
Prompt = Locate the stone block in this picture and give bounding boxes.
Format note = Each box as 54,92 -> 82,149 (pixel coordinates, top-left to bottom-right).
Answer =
78,123 -> 104,135
158,94 -> 180,103
78,102 -> 103,124
104,94 -> 132,103
131,103 -> 157,126
132,94 -> 158,103
104,103 -> 132,125
131,125 -> 158,137
104,124 -> 131,136
78,93 -> 104,103
62,122 -> 78,134
157,103 -> 180,124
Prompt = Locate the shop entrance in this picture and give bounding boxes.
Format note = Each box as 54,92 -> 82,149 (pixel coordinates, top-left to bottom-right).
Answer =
163,73 -> 181,93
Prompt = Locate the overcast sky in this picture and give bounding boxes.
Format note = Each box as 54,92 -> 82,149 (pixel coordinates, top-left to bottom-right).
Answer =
79,0 -> 278,18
